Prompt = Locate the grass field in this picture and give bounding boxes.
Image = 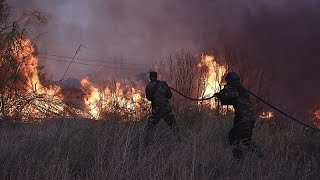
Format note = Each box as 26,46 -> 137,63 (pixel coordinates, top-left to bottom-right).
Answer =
0,110 -> 319,180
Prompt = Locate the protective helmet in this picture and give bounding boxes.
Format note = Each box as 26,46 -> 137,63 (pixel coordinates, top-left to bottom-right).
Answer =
149,71 -> 158,78
225,72 -> 240,83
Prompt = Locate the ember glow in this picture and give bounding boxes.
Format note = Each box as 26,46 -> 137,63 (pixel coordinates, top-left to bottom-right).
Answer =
259,111 -> 275,120
314,109 -> 320,120
312,108 -> 320,128
81,76 -> 149,120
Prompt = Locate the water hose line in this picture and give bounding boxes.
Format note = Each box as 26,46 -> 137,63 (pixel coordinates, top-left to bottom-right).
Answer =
169,86 -> 320,132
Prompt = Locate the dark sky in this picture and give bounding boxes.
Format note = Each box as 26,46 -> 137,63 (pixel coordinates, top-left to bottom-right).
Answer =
7,0 -> 320,112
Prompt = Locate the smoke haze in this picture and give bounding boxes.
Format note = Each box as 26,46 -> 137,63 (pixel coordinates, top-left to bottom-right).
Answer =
7,0 -> 320,111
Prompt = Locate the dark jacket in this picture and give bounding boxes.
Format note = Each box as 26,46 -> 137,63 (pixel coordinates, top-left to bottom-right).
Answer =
145,80 -> 172,107
216,82 -> 255,121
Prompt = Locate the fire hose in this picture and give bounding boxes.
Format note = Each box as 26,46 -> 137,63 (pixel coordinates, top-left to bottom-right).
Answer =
170,86 -> 320,132
169,87 -> 216,101
245,89 -> 320,132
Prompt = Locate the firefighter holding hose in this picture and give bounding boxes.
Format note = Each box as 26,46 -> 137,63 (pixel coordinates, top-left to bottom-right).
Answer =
214,72 -> 264,159
144,71 -> 179,145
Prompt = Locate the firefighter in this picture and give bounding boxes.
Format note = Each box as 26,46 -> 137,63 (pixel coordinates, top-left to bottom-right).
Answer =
144,71 -> 179,145
214,72 -> 264,159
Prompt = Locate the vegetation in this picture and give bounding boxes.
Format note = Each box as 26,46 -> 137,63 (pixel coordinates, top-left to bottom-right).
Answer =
0,112 -> 319,179
0,0 -> 47,118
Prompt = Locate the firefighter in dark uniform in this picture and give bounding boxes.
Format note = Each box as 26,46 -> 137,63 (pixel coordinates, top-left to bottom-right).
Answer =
214,72 -> 263,159
144,71 -> 179,145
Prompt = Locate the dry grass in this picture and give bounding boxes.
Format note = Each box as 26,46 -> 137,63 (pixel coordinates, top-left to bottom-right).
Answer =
0,111 -> 319,180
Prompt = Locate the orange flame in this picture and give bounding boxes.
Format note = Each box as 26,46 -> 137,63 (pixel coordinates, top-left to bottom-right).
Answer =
6,44 -> 282,122
259,111 -> 275,120
6,38 -> 65,119
197,54 -> 228,110
81,54 -> 230,119
80,77 -> 101,118
81,77 -> 149,120
14,38 -> 62,97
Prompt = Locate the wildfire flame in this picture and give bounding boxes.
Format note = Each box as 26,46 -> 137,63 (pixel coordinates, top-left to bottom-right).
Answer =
6,38 -> 66,119
80,54 -> 231,119
14,38 -> 62,96
259,111 -> 275,120
81,76 -> 149,120
3,42 -> 282,122
197,54 -> 228,110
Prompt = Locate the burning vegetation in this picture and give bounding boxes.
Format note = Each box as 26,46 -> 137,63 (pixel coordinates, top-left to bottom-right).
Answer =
80,76 -> 149,120
1,37 -> 152,121
197,54 -> 227,109
1,15 -> 317,125
0,37 -> 283,122
2,38 -> 75,120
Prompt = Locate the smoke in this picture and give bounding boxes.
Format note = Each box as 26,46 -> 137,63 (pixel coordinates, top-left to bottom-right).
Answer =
232,1 -> 320,112
7,0 -> 320,111
8,0 -> 198,79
